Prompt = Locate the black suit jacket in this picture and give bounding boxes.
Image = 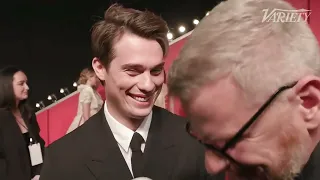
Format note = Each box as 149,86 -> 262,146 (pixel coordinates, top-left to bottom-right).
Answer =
0,108 -> 45,180
40,106 -> 224,180
296,143 -> 320,180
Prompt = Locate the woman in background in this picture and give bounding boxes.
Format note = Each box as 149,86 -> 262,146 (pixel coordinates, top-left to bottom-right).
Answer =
66,67 -> 103,134
154,71 -> 168,109
0,66 -> 45,180
154,83 -> 168,109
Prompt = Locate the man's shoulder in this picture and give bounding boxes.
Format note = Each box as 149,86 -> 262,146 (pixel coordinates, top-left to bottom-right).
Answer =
153,106 -> 193,141
46,112 -> 102,152
154,106 -> 187,124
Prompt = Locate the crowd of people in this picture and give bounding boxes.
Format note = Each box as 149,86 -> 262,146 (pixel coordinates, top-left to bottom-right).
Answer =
0,0 -> 319,180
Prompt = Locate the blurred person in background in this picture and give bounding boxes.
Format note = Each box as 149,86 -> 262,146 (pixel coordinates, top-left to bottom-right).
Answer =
154,83 -> 168,109
154,71 -> 168,109
0,66 -> 45,180
66,67 -> 103,134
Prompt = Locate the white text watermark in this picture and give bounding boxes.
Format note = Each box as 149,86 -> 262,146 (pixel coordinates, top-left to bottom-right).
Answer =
262,8 -> 311,22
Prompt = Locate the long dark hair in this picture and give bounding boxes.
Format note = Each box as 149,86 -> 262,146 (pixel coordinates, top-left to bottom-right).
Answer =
0,66 -> 32,119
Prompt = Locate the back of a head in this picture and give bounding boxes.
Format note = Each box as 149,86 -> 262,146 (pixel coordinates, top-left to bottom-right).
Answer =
91,4 -> 169,67
77,67 -> 95,85
168,0 -> 320,104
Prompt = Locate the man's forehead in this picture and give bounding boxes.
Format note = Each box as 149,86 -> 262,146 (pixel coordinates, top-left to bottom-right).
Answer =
185,77 -> 251,141
114,32 -> 163,54
188,113 -> 242,142
111,36 -> 164,69
187,77 -> 234,112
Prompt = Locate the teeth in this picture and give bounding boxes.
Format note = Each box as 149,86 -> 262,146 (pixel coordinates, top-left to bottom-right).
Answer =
132,96 -> 149,102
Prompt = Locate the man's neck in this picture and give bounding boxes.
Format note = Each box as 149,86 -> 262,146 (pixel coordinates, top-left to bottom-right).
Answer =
128,117 -> 145,131
107,106 -> 145,131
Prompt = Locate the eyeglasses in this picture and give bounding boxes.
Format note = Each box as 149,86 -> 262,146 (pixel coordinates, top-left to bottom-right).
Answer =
186,81 -> 298,168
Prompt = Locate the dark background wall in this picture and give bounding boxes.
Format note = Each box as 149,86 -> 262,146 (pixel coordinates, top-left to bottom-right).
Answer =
0,0 -> 217,106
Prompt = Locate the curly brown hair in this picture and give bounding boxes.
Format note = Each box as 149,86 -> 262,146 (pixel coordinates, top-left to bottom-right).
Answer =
77,68 -> 95,85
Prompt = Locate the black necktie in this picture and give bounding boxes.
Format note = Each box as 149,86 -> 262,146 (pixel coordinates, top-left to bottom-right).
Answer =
130,132 -> 145,178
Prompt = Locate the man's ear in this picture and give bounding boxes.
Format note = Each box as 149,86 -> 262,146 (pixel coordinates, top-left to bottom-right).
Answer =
92,57 -> 106,81
295,76 -> 320,130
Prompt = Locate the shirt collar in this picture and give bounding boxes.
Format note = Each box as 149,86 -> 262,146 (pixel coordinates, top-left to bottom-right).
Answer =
104,102 -> 152,152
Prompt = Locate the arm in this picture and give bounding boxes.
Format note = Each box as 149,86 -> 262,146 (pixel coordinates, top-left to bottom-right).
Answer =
0,137 -> 7,179
0,159 -> 6,180
81,102 -> 91,121
0,109 -> 11,179
79,87 -> 93,122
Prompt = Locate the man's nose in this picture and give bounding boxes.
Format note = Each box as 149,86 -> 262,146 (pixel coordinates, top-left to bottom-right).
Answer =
204,150 -> 229,175
25,83 -> 29,90
137,73 -> 155,92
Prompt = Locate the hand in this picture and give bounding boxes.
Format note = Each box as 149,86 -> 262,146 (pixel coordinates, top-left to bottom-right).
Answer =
32,175 -> 40,180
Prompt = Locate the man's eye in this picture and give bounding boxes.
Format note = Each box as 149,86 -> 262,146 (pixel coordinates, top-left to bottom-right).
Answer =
151,68 -> 163,75
126,69 -> 140,76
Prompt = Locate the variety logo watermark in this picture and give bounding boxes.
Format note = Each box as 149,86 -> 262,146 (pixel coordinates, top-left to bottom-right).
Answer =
262,8 -> 311,22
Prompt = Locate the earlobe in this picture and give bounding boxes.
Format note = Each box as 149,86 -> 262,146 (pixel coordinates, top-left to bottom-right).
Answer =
305,106 -> 319,130
295,76 -> 320,130
92,57 -> 106,81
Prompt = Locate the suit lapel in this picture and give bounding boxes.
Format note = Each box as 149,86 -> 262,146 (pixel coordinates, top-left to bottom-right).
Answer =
85,109 -> 133,180
143,107 -> 180,179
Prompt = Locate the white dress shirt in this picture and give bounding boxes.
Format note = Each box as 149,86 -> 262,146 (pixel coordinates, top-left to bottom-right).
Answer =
104,102 -> 152,176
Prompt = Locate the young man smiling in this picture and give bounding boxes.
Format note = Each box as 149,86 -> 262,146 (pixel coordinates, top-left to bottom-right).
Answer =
40,4 -> 222,180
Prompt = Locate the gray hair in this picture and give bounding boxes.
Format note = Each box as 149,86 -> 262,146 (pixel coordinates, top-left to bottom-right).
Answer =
168,0 -> 320,104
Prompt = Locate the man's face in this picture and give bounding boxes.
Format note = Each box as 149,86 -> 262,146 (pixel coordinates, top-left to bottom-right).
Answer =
94,32 -> 164,121
185,76 -> 310,180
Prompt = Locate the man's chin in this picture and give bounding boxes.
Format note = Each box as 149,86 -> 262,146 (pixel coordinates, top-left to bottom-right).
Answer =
227,167 -> 300,180
129,108 -> 153,119
226,166 -> 272,180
